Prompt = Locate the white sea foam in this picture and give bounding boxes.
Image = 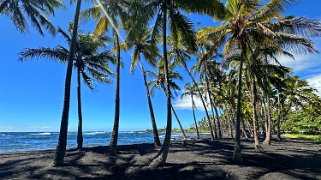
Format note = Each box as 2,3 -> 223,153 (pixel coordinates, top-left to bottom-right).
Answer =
120,131 -> 145,134
32,132 -> 51,136
85,131 -> 106,135
159,134 -> 184,139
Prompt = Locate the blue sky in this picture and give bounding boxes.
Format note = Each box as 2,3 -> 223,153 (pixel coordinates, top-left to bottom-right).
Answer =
0,0 -> 321,132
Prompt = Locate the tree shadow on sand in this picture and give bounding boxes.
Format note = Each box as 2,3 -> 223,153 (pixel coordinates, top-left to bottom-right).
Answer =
0,139 -> 320,179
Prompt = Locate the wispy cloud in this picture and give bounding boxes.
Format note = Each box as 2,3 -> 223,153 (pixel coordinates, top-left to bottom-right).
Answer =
173,95 -> 209,111
306,74 -> 321,96
277,54 -> 321,73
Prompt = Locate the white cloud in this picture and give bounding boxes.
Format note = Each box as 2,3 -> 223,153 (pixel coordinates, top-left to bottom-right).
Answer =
173,95 -> 208,111
277,54 -> 321,72
306,74 -> 321,96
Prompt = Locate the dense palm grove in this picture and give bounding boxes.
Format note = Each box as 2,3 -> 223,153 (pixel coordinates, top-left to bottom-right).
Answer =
1,0 -> 321,168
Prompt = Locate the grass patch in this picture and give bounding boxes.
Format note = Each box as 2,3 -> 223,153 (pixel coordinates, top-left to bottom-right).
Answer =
282,134 -> 321,143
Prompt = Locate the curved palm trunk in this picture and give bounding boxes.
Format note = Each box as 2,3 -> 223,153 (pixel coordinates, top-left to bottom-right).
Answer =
140,62 -> 161,146
276,93 -> 282,141
241,117 -> 249,139
204,70 -> 218,139
233,42 -> 245,162
171,105 -> 187,139
209,100 -> 218,139
263,98 -> 272,145
53,0 -> 82,166
213,104 -> 222,138
149,1 -> 172,167
77,68 -> 83,150
224,107 -> 234,139
182,61 -> 215,140
251,80 -> 263,152
191,95 -> 200,139
207,71 -> 222,138
109,29 -> 121,155
225,103 -> 235,138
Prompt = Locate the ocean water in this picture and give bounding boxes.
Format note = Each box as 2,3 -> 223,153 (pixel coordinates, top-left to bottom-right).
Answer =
0,131 -> 198,153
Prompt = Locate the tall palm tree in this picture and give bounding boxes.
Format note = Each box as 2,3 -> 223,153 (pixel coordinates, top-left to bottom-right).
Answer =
198,0 -> 321,162
19,29 -> 114,150
275,75 -> 318,140
140,0 -> 225,167
181,83 -> 200,139
0,0 -> 63,35
192,45 -> 225,139
168,35 -> 216,140
81,0 -> 128,155
53,0 -> 82,166
122,21 -> 161,146
147,59 -> 187,139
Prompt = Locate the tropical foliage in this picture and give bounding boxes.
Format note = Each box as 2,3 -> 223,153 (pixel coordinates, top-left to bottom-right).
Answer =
4,0 -> 321,168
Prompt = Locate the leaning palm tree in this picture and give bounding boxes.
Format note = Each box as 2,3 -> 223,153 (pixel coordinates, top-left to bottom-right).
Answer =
0,0 -> 64,35
19,28 -> 114,150
181,83 -> 200,139
275,75 -> 318,141
53,0 -> 82,166
148,59 -> 187,140
193,42 -> 226,139
168,35 -> 216,140
138,0 -> 225,167
198,0 -> 321,162
81,0 -> 129,155
122,21 -> 161,146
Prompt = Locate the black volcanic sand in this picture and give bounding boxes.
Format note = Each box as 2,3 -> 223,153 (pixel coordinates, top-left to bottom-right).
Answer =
0,138 -> 320,179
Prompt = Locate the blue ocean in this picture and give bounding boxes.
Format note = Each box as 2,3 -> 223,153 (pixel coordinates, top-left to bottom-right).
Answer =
0,131 -> 198,153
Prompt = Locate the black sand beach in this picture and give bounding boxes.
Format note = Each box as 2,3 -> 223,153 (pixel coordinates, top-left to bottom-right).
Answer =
0,138 -> 320,179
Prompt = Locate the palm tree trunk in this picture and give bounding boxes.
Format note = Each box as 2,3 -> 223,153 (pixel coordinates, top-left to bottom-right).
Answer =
77,68 -> 83,150
214,105 -> 222,138
207,70 -> 222,139
209,101 -> 218,139
276,91 -> 282,141
260,104 -> 266,140
233,41 -> 245,162
204,70 -> 218,139
149,1 -> 172,168
251,79 -> 263,152
140,62 -> 161,146
241,117 -> 249,139
191,94 -> 200,139
53,0 -> 82,166
171,105 -> 187,139
109,29 -> 121,155
263,98 -> 272,145
182,61 -> 215,140
225,105 -> 234,138
229,118 -> 233,138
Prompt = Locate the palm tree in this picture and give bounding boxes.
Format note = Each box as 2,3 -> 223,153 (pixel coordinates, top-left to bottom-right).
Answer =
147,59 -> 187,139
198,0 -> 321,162
19,29 -> 114,150
82,0 -> 129,155
54,0 -> 82,166
140,0 -> 224,167
192,44 -> 226,139
275,75 -> 318,141
122,20 -> 161,146
168,35 -> 216,140
0,0 -> 63,35
181,83 -> 200,139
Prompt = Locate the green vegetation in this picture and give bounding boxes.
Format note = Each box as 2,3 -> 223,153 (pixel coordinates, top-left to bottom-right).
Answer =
2,0 -> 321,168
283,134 -> 321,143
